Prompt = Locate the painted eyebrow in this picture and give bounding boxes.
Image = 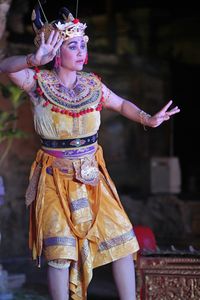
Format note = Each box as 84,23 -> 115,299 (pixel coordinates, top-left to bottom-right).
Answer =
67,40 -> 85,46
68,41 -> 78,46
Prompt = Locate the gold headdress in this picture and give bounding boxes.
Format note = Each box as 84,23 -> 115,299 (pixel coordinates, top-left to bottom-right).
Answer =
31,0 -> 89,47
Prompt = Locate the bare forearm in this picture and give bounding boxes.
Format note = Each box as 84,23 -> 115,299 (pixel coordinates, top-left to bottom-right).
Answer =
0,56 -> 29,73
104,86 -> 180,129
121,100 -> 140,122
121,100 -> 151,126
0,54 -> 39,73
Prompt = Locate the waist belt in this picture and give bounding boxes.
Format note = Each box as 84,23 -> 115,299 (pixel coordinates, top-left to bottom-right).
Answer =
41,133 -> 98,149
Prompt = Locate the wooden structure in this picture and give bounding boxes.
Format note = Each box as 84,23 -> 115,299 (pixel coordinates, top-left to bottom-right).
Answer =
136,253 -> 200,299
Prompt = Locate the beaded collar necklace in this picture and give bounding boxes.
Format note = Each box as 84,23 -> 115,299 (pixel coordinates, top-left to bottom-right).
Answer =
53,71 -> 80,99
34,68 -> 105,117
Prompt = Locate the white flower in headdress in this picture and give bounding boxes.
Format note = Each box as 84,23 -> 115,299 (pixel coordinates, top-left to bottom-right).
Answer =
55,21 -> 68,31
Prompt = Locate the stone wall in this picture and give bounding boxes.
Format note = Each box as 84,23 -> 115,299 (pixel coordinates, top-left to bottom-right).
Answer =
121,194 -> 200,249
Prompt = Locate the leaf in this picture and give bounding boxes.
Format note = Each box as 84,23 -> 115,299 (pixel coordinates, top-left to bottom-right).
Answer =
0,128 -> 28,140
0,82 -> 29,164
7,85 -> 26,108
0,110 -> 17,124
0,83 -> 27,108
0,82 -> 11,98
0,111 -> 18,134
0,111 -> 10,123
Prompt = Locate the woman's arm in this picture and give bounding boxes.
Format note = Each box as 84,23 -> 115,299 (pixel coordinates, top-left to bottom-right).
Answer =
0,55 -> 36,92
0,55 -> 37,73
0,31 -> 63,92
102,84 -> 180,128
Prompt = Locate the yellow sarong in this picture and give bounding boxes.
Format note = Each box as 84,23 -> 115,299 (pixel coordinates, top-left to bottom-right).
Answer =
29,146 -> 139,300
27,145 -> 139,299
27,69 -> 139,299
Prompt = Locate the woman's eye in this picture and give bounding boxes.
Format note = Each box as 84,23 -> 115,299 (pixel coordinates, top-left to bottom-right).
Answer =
69,46 -> 76,50
81,44 -> 86,49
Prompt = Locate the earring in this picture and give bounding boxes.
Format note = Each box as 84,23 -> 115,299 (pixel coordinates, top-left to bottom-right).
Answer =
84,53 -> 88,65
54,48 -> 61,69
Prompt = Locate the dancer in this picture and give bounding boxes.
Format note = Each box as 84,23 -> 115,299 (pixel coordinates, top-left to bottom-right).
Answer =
0,1 -> 180,299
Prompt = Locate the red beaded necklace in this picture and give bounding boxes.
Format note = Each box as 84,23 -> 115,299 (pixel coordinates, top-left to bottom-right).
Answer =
33,67 -> 105,118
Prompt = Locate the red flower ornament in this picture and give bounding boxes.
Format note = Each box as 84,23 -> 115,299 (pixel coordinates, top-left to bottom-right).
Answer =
73,18 -> 79,24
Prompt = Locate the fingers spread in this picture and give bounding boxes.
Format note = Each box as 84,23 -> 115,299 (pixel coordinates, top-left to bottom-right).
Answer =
40,32 -> 45,44
161,99 -> 173,113
46,30 -> 55,44
167,107 -> 180,116
54,37 -> 64,52
51,31 -> 60,46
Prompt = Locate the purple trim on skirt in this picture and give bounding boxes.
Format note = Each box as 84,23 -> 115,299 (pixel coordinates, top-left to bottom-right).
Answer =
44,236 -> 76,247
43,144 -> 96,159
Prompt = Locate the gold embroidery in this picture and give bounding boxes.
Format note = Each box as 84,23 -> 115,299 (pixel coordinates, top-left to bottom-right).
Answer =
37,70 -> 103,112
25,162 -> 42,206
73,156 -> 99,186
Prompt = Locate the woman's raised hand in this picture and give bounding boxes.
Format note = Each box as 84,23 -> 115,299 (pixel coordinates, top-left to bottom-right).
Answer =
34,30 -> 63,66
149,100 -> 180,128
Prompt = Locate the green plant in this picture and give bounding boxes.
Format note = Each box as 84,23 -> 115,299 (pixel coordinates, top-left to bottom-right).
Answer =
0,82 -> 28,166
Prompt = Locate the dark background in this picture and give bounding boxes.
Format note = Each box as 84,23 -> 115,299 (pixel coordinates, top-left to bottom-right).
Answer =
1,1 -> 200,298
2,0 -> 199,245
25,1 -> 199,198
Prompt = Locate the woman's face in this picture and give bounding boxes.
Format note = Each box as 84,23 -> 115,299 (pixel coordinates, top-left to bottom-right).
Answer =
60,36 -> 87,71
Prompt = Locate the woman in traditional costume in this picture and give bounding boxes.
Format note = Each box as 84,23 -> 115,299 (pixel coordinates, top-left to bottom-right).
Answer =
0,1 -> 180,299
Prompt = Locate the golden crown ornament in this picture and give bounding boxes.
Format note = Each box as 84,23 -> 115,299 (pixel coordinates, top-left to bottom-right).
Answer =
32,1 -> 89,47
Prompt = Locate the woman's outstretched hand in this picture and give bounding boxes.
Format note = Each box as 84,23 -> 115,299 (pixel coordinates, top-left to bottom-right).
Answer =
33,31 -> 63,66
149,100 -> 180,128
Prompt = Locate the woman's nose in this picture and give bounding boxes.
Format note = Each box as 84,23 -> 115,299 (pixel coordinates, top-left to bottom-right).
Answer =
77,47 -> 85,55
77,50 -> 82,55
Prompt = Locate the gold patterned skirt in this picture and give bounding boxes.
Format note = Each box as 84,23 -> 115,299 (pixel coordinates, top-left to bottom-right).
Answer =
27,145 -> 139,300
